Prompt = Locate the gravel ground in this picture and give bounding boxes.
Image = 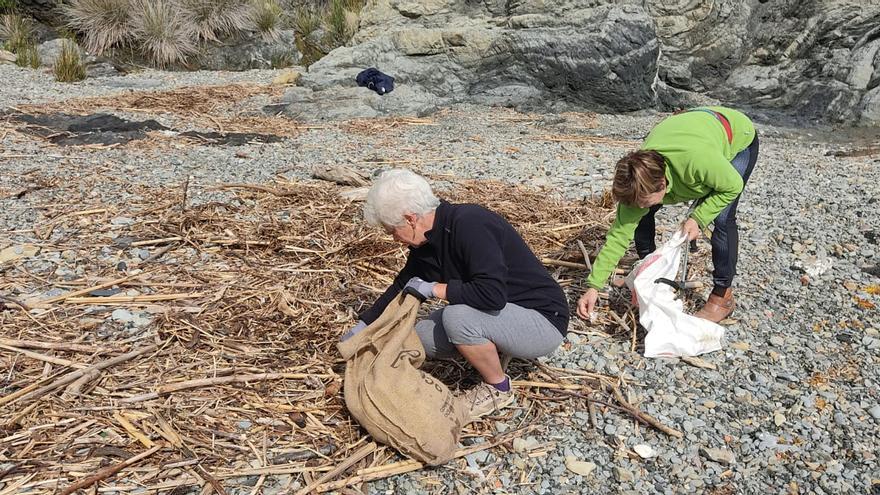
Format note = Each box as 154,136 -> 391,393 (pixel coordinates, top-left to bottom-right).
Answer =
1,63 -> 879,494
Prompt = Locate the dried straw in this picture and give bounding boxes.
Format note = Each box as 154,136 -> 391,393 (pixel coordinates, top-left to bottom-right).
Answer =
0,172 -> 702,493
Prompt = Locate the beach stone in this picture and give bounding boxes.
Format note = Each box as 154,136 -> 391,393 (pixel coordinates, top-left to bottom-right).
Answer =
774,413 -> 786,426
634,444 -> 655,459
565,457 -> 597,477
613,466 -> 634,482
700,447 -> 736,465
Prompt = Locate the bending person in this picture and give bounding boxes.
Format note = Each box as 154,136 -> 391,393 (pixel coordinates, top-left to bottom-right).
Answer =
577,106 -> 759,323
344,169 -> 569,421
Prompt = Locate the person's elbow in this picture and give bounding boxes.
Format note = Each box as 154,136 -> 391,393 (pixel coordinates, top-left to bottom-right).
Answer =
473,284 -> 507,310
482,297 -> 506,311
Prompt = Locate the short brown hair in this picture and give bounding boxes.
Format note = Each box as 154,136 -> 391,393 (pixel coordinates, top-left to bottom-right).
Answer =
612,150 -> 666,206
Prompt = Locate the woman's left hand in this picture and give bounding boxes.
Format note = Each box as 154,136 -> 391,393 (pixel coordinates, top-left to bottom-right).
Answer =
681,218 -> 701,241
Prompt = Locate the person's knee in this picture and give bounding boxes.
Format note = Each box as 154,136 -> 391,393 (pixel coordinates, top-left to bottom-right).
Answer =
636,245 -> 655,259
415,316 -> 460,359
440,305 -> 486,345
714,210 -> 738,233
414,319 -> 439,358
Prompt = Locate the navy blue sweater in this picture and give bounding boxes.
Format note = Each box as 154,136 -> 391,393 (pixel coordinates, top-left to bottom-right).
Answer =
359,201 -> 569,334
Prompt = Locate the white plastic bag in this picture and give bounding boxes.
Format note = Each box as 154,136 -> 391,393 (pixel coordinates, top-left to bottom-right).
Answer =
625,231 -> 725,358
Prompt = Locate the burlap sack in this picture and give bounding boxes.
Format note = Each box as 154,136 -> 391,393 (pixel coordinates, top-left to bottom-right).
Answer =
337,291 -> 469,465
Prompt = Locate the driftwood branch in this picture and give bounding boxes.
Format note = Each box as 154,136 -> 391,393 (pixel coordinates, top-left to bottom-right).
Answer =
7,345 -> 158,406
0,338 -> 105,353
59,445 -> 161,495
311,164 -> 369,187
609,385 -> 683,438
120,372 -> 334,403
296,442 -> 377,495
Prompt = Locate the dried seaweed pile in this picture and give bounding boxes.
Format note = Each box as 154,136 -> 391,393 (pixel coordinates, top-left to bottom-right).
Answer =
1,84 -> 311,151
14,84 -> 285,117
0,175 -> 699,493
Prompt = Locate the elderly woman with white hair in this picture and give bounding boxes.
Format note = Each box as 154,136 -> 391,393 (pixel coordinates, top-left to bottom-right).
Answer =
343,169 -> 569,420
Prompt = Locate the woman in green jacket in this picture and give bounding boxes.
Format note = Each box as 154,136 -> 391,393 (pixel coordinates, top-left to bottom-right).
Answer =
577,107 -> 759,323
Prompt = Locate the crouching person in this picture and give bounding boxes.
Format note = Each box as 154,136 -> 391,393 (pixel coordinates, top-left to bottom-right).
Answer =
343,169 -> 569,421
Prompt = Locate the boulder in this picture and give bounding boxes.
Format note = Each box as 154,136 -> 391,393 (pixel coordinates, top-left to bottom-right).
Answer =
277,84 -> 440,122
199,30 -> 302,71
13,0 -> 59,26
272,68 -> 302,86
37,38 -> 85,68
655,0 -> 880,125
860,86 -> 880,126
284,2 -> 659,120
268,0 -> 880,125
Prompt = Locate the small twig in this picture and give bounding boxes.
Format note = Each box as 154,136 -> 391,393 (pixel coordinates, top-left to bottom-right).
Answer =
180,176 -> 190,212
0,294 -> 31,312
33,274 -> 141,306
541,258 -> 587,270
130,236 -> 183,247
576,239 -> 592,272
141,243 -> 178,264
607,310 -> 631,336
609,385 -> 683,438
512,380 -> 589,391
588,400 -> 599,429
628,310 -> 637,353
0,343 -> 86,369
58,445 -> 161,495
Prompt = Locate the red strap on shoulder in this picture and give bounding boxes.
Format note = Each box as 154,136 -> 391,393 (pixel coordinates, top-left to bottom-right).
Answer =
714,111 -> 733,144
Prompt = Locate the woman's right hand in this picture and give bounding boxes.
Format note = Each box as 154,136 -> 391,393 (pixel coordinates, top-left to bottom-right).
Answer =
577,288 -> 599,321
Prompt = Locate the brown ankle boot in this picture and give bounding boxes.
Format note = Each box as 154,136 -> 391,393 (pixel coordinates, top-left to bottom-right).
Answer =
694,288 -> 735,323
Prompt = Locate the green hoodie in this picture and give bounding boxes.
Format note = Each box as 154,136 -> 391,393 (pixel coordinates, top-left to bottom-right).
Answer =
586,106 -> 756,289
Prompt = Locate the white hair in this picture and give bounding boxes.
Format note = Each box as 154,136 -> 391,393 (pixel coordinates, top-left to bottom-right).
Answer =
364,169 -> 440,227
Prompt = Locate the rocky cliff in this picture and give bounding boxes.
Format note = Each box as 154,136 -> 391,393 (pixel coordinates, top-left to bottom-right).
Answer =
284,0 -> 880,126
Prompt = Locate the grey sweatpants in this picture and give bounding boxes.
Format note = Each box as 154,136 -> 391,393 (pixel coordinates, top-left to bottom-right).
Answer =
415,303 -> 564,360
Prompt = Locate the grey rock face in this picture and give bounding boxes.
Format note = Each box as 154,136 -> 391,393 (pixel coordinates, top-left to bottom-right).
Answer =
199,30 -> 301,71
698,0 -> 879,125
860,86 -> 880,125
283,2 -> 659,121
647,0 -> 753,93
291,0 -> 880,125
14,0 -> 59,25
